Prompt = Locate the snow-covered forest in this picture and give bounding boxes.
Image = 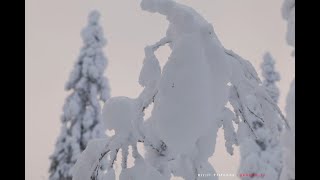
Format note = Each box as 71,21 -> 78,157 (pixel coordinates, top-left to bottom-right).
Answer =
26,0 -> 294,180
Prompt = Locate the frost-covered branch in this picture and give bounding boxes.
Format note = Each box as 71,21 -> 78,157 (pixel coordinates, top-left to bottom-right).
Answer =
225,49 -> 285,180
151,37 -> 171,51
219,108 -> 238,155
229,85 -> 258,139
262,95 -> 290,130
73,35 -> 170,179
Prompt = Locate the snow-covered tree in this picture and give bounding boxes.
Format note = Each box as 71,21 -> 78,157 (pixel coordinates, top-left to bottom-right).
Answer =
261,52 -> 280,103
72,1 -> 287,180
226,49 -> 287,180
49,10 -> 110,180
280,0 -> 295,180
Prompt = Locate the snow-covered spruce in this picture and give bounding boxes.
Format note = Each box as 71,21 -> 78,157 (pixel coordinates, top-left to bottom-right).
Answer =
72,1 -> 287,180
261,52 -> 280,104
280,0 -> 295,179
49,10 -> 110,180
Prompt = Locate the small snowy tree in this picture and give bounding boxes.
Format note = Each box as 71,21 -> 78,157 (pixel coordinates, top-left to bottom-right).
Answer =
280,0 -> 295,180
49,10 -> 110,180
72,1 -> 288,180
261,52 -> 280,103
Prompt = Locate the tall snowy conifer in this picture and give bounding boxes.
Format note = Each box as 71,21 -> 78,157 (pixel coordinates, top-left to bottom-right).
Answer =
261,52 -> 280,103
49,10 -> 110,180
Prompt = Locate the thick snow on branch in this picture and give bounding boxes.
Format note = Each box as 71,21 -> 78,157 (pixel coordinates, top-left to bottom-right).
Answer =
71,139 -> 109,180
139,1 -> 233,179
138,45 -> 161,110
225,49 -> 285,179
219,108 -> 238,155
236,95 -> 282,180
102,97 -> 138,136
141,0 -> 231,156
73,95 -> 170,180
119,158 -> 165,180
139,46 -> 161,88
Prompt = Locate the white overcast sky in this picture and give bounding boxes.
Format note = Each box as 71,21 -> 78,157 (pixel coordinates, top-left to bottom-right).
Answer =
26,0 -> 294,180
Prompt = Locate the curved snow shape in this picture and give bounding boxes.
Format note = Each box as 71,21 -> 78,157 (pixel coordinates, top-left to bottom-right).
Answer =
151,33 -> 226,155
141,0 -> 231,156
102,97 -> 138,137
139,46 -> 161,88
71,138 -> 109,180
119,158 -> 166,180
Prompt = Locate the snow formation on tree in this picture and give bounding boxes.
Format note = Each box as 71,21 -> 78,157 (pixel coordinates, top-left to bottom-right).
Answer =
280,0 -> 295,180
226,49 -> 286,180
72,1 -> 287,180
49,10 -> 110,180
261,52 -> 280,103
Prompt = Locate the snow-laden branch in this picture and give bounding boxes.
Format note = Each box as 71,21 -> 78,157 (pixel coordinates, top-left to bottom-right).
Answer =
226,49 -> 289,131
219,108 -> 238,155
225,49 -> 285,180
73,36 -> 171,179
262,93 -> 290,130
229,85 -> 258,139
150,37 -> 171,51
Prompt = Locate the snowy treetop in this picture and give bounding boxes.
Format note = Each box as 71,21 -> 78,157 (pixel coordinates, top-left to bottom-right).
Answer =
50,10 -> 110,180
261,52 -> 280,103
